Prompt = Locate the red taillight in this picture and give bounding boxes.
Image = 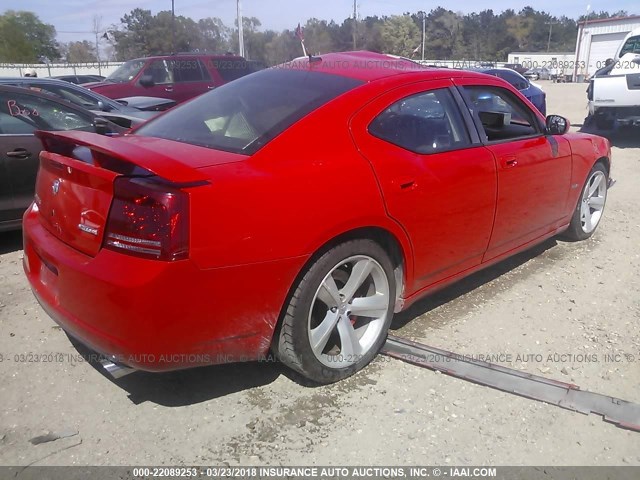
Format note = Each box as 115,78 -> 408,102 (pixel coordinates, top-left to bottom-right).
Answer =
104,177 -> 189,261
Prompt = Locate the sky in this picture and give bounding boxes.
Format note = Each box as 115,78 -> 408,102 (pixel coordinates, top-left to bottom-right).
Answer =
8,0 -> 640,47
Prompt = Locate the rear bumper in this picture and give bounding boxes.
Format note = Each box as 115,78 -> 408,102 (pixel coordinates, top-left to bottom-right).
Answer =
23,205 -> 306,372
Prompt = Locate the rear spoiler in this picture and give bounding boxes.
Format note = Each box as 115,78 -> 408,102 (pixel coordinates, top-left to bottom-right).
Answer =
36,130 -> 210,184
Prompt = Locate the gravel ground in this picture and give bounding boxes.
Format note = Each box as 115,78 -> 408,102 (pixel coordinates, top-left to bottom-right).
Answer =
0,81 -> 638,467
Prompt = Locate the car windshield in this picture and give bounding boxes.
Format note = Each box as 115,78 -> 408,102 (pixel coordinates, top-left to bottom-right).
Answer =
106,59 -> 146,83
619,35 -> 640,57
135,69 -> 363,155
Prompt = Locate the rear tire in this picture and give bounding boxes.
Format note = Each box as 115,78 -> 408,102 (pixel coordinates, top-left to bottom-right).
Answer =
563,163 -> 608,241
275,239 -> 395,384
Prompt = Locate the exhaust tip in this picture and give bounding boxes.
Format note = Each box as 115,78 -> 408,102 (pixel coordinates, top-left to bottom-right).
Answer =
99,357 -> 136,379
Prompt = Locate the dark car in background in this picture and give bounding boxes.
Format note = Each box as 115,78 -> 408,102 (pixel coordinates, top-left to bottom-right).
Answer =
85,54 -> 264,103
474,67 -> 546,115
503,63 -> 528,75
0,85 -> 124,231
0,78 -> 174,128
52,74 -> 106,84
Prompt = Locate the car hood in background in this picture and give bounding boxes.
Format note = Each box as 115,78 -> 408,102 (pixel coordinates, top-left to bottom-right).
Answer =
117,96 -> 177,111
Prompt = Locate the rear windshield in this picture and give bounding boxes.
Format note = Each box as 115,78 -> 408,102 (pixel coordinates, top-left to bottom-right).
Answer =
135,69 -> 363,155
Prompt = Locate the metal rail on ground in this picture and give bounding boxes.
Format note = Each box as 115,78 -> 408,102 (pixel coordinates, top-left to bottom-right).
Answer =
382,334 -> 640,432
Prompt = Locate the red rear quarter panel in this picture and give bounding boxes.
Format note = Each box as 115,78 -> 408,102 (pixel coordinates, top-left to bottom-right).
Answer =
188,80 -> 414,275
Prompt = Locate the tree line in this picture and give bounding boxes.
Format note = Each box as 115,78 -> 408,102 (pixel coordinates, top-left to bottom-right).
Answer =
0,7 -> 631,65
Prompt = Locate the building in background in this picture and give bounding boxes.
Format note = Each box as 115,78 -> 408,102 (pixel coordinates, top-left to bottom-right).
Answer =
573,15 -> 640,81
507,52 -> 574,79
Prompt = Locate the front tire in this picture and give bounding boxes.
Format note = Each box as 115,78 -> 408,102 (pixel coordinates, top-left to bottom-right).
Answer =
275,239 -> 395,384
595,114 -> 614,130
563,162 -> 608,241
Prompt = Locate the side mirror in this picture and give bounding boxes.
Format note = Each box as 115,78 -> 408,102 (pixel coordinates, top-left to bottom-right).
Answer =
546,115 -> 570,135
97,100 -> 107,112
94,117 -> 110,135
139,75 -> 155,88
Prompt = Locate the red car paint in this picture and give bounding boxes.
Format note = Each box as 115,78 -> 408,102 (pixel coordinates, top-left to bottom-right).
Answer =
22,51 -> 611,372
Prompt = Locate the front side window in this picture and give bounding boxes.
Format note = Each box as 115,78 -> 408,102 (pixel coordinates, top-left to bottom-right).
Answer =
0,92 -> 93,133
136,69 -> 363,155
368,88 -> 471,154
461,85 -> 540,142
143,60 -> 173,84
620,35 -> 640,57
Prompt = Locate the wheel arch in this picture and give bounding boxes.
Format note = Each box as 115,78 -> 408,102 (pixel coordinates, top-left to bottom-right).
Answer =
596,155 -> 610,175
270,224 -> 413,349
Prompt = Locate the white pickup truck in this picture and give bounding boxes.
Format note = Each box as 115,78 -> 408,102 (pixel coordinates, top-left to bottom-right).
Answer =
587,27 -> 640,129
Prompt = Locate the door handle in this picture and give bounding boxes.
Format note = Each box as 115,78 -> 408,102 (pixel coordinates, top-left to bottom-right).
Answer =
6,149 -> 32,159
501,156 -> 518,168
164,86 -> 174,92
392,177 -> 417,191
207,86 -> 215,90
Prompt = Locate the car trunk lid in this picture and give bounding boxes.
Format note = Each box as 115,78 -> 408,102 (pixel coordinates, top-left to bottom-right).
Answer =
34,131 -> 228,257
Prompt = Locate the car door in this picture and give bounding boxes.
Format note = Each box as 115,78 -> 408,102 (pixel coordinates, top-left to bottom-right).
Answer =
0,133 -> 18,225
138,59 -> 176,100
351,80 -> 497,292
170,58 -> 215,102
0,95 -> 42,225
455,79 -> 572,261
0,88 -> 97,222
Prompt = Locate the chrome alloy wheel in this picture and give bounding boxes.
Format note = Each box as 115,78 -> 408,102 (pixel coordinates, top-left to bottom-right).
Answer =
308,255 -> 390,368
580,170 -> 607,234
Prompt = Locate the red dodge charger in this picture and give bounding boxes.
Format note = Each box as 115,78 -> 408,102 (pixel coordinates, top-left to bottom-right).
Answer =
23,52 -> 612,383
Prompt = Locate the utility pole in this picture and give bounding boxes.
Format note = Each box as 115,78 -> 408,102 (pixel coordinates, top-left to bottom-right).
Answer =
352,0 -> 357,50
421,11 -> 426,61
545,21 -> 558,52
171,0 -> 176,53
92,15 -> 102,75
237,0 -> 245,57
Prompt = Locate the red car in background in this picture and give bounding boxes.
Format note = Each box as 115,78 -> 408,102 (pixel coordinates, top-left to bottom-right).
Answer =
23,51 -> 612,384
85,54 -> 263,103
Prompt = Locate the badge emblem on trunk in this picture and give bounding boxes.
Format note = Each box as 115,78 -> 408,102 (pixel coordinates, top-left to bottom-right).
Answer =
52,179 -> 61,195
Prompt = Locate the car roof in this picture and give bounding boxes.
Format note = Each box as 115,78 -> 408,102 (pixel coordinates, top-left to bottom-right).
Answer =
0,77 -> 127,108
0,77 -> 89,85
126,53 -> 246,62
276,51 -> 491,82
0,84 -> 90,107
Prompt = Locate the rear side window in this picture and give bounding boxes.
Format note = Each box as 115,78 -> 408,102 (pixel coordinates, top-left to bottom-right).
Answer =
136,69 -> 362,155
0,91 -> 93,133
26,83 -> 102,110
369,88 -> 471,154
173,59 -> 210,82
215,59 -> 263,82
